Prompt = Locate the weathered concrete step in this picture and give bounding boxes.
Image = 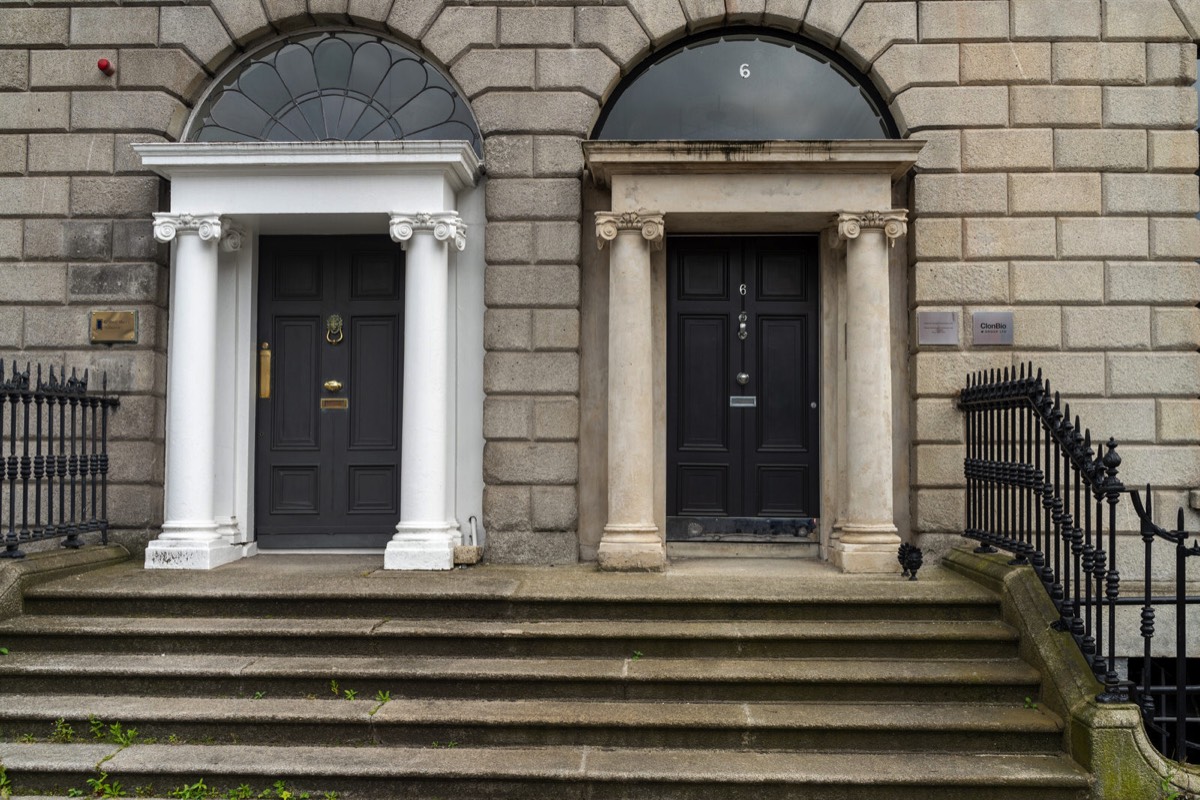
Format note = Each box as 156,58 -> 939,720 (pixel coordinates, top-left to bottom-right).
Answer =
21,593 -> 1002,622
22,562 -> 1002,621
0,615 -> 1020,659
0,653 -> 1041,703
0,742 -> 1092,800
0,695 -> 1064,753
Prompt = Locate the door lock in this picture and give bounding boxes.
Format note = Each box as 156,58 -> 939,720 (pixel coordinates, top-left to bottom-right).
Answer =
323,379 -> 344,393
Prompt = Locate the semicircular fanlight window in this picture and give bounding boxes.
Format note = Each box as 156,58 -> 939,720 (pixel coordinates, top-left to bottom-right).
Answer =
189,31 -> 481,154
595,34 -> 892,141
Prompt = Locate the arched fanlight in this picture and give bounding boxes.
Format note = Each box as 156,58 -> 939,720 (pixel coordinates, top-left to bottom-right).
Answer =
188,31 -> 482,154
594,33 -> 894,141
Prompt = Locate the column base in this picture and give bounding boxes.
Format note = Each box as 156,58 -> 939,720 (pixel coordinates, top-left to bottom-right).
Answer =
144,537 -> 244,570
385,522 -> 459,571
597,525 -> 665,572
830,527 -> 902,574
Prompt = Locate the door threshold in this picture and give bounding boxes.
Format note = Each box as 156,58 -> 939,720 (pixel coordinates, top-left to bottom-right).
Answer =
257,548 -> 385,555
666,516 -> 817,540
667,541 -> 819,560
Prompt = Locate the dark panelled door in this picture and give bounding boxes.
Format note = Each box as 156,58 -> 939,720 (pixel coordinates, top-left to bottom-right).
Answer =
667,236 -> 820,540
255,235 -> 403,548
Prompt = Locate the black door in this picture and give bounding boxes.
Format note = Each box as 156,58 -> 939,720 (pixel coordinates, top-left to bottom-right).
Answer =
255,235 -> 404,548
666,236 -> 820,540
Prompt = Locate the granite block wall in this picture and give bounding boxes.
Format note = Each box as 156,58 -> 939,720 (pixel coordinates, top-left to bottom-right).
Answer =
0,0 -> 1196,562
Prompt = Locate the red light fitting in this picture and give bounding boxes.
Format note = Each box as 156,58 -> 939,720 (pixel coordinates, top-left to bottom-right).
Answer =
97,58 -> 114,77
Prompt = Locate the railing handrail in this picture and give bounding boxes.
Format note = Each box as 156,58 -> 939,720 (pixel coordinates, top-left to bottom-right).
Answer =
959,363 -> 1199,764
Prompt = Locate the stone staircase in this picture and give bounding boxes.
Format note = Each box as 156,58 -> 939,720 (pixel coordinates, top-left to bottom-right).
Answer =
0,557 -> 1091,799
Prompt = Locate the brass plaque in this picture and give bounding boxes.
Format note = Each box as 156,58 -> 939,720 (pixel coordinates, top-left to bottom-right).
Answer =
90,310 -> 137,344
320,398 -> 349,411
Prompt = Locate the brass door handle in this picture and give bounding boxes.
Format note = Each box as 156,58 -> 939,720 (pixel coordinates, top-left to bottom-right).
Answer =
323,379 -> 343,393
258,343 -> 271,399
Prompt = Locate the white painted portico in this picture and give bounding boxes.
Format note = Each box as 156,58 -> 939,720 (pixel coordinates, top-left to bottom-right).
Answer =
134,141 -> 485,570
581,140 -> 924,572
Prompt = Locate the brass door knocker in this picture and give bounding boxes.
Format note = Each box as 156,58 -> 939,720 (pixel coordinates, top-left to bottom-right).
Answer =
326,313 -> 344,345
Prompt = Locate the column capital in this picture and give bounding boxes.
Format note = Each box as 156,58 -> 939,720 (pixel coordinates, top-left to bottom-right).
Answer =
595,210 -> 665,251
389,211 -> 467,252
220,224 -> 245,252
834,210 -> 908,245
152,213 -> 223,243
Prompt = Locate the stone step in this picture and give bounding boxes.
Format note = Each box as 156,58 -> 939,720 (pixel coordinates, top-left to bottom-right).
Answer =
0,695 -> 1064,753
21,564 -> 1002,621
0,653 -> 1042,703
0,615 -> 1021,659
20,592 -> 1002,622
0,743 -> 1092,800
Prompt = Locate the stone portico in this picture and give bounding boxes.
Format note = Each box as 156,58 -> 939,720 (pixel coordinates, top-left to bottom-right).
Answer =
582,141 -> 923,572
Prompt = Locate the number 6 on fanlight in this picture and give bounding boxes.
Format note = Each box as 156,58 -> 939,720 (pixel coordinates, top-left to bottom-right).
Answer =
739,63 -> 750,79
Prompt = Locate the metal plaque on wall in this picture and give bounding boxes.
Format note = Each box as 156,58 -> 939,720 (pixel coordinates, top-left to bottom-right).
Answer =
89,310 -> 138,344
972,311 -> 1014,346
916,311 -> 959,346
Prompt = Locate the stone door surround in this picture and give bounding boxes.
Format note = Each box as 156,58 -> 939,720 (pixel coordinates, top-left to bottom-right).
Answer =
583,140 -> 924,573
134,141 -> 481,570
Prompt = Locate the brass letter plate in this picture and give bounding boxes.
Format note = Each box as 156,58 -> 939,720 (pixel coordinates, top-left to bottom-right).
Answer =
90,310 -> 138,344
320,398 -> 349,411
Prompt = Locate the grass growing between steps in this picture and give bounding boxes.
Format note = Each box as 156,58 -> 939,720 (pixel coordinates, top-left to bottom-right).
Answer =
2,713 -> 361,798
3,760 -> 344,800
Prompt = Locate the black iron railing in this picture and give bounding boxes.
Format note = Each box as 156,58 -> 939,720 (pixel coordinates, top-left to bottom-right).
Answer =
959,364 -> 1199,763
0,362 -> 119,559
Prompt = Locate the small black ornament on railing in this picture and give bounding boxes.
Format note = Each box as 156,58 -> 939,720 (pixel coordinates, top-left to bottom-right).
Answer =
898,543 -> 923,581
959,363 -> 1199,763
0,361 -> 119,559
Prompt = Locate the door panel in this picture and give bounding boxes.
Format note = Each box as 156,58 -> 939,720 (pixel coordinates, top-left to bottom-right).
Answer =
757,316 -> 808,450
272,318 -> 321,449
256,235 -> 404,548
348,316 -> 399,450
677,464 -> 729,516
678,316 -> 730,450
667,236 -> 819,540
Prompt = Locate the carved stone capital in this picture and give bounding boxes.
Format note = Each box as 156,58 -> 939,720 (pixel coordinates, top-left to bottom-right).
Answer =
220,225 -> 245,252
152,213 -> 223,243
835,210 -> 908,246
389,212 -> 467,252
595,210 -> 665,251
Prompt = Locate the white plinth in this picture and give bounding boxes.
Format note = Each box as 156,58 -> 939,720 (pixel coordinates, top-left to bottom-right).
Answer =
144,537 -> 244,570
385,523 -> 458,570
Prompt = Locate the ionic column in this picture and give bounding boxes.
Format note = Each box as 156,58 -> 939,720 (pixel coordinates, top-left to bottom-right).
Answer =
146,213 -> 241,570
831,210 -> 907,573
596,210 -> 666,571
385,212 -> 465,570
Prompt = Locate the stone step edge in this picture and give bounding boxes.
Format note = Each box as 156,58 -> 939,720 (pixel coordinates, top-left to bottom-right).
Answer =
0,615 -> 1020,641
0,743 -> 1091,787
0,696 -> 1064,734
0,653 -> 1043,684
